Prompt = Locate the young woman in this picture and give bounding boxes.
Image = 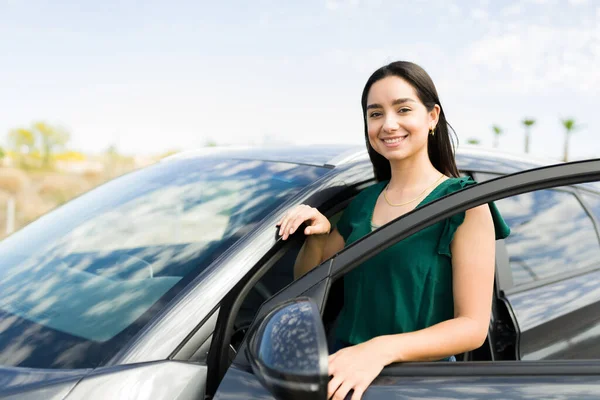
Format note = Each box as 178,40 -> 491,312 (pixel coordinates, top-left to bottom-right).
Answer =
277,61 -> 510,400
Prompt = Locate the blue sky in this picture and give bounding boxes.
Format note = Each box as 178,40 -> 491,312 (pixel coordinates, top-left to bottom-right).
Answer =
1,0 -> 598,160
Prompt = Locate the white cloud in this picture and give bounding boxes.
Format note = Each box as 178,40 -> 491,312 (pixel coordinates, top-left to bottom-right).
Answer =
463,23 -> 600,94
448,3 -> 461,17
326,0 -> 340,10
568,0 -> 589,5
325,0 -> 361,10
470,8 -> 489,21
501,3 -> 524,16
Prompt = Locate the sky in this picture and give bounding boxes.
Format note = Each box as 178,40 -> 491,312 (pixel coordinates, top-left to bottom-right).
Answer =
1,0 -> 598,160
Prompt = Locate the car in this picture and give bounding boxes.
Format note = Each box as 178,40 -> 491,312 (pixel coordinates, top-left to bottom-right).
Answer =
1,144 -> 600,399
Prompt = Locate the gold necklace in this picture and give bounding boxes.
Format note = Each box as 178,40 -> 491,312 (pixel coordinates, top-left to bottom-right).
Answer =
383,174 -> 445,207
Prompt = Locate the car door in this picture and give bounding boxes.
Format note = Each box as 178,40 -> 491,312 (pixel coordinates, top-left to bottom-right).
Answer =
212,159 -> 600,400
474,172 -> 600,361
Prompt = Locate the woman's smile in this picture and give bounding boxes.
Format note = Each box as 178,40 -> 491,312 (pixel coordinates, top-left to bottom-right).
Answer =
381,135 -> 408,147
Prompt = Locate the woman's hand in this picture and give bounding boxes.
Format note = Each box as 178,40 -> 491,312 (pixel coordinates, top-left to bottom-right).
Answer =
276,204 -> 331,240
327,339 -> 389,400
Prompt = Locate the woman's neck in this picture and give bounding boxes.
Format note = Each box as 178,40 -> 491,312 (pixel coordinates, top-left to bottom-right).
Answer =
387,150 -> 442,192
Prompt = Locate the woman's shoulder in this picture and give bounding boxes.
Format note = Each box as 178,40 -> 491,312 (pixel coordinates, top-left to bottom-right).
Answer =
439,175 -> 477,194
345,181 -> 387,214
355,180 -> 387,202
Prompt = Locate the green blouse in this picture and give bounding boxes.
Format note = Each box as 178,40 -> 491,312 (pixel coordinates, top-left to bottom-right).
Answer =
334,176 -> 511,345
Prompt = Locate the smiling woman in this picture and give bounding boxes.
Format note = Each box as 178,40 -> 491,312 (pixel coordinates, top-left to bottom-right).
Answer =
277,61 -> 510,400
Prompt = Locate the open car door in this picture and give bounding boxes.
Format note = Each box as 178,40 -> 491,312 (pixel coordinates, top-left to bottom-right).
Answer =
212,159 -> 600,400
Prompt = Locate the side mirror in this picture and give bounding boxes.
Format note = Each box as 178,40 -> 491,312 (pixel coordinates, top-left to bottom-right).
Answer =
246,297 -> 328,400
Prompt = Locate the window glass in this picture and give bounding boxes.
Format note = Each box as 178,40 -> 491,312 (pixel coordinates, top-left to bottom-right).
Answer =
579,191 -> 600,225
0,157 -> 328,369
495,190 -> 600,286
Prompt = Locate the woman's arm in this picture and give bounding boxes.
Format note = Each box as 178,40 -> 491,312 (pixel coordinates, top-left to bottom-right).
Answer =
327,204 -> 496,400
277,204 -> 346,280
369,203 -> 496,363
294,228 -> 345,279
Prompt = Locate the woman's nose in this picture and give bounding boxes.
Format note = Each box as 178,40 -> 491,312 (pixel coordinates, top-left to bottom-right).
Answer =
382,115 -> 399,132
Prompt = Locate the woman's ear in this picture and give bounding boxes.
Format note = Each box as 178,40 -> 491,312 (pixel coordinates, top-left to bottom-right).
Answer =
429,104 -> 441,128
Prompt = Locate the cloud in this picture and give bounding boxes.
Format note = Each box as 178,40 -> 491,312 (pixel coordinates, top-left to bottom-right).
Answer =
325,0 -> 361,11
462,23 -> 600,94
448,3 -> 461,17
501,3 -> 524,16
325,0 -> 340,10
470,8 -> 489,21
568,0 -> 589,5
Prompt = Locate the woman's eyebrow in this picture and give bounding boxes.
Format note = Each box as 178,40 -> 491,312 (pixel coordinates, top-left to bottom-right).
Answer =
366,98 -> 416,110
392,98 -> 416,105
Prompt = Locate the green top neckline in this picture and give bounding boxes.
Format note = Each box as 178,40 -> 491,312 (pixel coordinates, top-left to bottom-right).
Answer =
369,177 -> 455,229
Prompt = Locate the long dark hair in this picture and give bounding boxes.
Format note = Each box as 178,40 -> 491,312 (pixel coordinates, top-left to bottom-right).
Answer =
361,61 -> 459,181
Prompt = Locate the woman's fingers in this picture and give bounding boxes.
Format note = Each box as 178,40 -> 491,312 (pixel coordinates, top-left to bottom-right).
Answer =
333,381 -> 354,400
278,205 -> 329,240
280,205 -> 305,238
351,386 -> 365,400
288,210 -> 313,235
327,375 -> 343,400
279,205 -> 311,239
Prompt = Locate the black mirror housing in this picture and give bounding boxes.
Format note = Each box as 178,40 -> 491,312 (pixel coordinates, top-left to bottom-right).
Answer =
246,297 -> 328,400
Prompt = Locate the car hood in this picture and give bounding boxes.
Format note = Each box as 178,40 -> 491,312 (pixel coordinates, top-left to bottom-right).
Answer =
0,365 -> 90,399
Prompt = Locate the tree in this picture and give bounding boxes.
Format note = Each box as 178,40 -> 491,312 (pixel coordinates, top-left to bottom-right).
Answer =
522,118 -> 535,153
561,118 -> 579,162
33,122 -> 70,167
7,128 -> 36,167
8,128 -> 35,153
491,125 -> 503,148
467,138 -> 481,145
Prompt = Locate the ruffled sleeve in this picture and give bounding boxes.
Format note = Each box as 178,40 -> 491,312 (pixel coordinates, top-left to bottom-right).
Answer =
437,176 -> 511,258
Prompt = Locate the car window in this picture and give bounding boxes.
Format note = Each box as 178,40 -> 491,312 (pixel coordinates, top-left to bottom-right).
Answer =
476,173 -> 600,287
579,190 -> 600,225
0,157 -> 328,369
494,189 -> 600,286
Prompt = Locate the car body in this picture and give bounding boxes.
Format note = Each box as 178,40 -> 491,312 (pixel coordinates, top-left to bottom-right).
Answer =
1,144 -> 600,399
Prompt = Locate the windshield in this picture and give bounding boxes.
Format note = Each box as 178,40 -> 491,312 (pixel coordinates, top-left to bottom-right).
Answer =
0,157 -> 328,369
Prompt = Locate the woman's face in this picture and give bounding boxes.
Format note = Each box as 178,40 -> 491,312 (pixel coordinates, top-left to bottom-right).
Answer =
365,76 -> 439,162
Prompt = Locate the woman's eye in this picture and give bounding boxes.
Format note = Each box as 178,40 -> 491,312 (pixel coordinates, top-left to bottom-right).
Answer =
369,112 -> 382,118
398,108 -> 411,114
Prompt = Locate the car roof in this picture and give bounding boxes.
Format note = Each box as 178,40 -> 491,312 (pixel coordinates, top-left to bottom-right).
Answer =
162,144 -> 549,172
162,144 -> 600,193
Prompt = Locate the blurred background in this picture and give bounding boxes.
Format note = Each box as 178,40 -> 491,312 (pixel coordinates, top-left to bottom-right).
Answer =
0,0 -> 598,237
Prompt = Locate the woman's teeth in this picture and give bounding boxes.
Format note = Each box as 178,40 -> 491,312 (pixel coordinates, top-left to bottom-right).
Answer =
383,137 -> 406,144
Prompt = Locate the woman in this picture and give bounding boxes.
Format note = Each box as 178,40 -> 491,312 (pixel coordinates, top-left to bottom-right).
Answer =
277,61 -> 510,400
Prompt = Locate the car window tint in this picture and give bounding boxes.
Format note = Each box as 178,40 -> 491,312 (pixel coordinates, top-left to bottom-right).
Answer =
495,189 -> 600,286
0,158 -> 328,369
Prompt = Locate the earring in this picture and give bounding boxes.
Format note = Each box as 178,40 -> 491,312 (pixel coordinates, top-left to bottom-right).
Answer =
429,127 -> 435,136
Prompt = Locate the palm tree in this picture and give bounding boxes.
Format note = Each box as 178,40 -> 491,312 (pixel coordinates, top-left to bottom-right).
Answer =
491,125 -> 503,148
522,118 -> 535,153
561,118 -> 578,162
